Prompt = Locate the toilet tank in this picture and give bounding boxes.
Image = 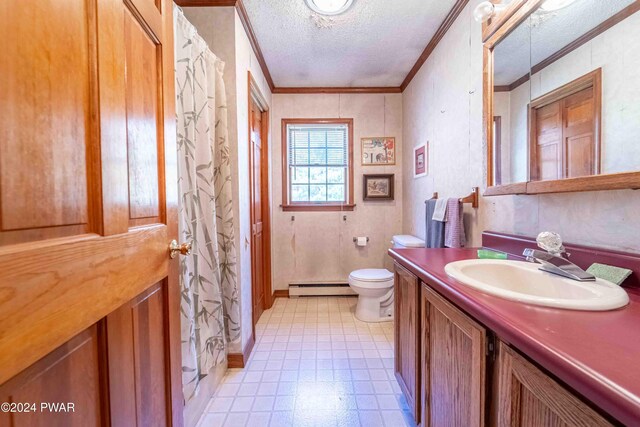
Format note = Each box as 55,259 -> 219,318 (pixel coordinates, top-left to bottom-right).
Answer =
392,235 -> 425,249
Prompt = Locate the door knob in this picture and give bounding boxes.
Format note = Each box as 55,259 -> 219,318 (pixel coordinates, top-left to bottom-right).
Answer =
169,240 -> 192,259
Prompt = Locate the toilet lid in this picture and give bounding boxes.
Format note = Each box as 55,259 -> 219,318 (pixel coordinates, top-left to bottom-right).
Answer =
349,269 -> 393,282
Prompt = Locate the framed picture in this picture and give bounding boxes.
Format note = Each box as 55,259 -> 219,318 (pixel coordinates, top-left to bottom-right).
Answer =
414,143 -> 428,178
363,174 -> 394,201
361,137 -> 395,165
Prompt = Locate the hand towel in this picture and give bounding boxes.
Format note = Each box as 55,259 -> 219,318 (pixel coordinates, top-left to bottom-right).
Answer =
444,198 -> 466,248
425,199 -> 445,248
432,198 -> 448,222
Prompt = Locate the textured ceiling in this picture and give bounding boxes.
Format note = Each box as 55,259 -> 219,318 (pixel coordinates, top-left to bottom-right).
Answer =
242,0 -> 458,87
494,0 -> 635,86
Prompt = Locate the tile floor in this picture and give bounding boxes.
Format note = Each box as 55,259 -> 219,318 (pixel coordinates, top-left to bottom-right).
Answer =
196,296 -> 414,427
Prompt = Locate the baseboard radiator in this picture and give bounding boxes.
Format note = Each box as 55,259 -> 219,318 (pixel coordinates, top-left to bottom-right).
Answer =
288,282 -> 355,298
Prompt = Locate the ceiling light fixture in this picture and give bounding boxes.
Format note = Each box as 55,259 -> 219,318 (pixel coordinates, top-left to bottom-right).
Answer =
539,0 -> 578,12
305,0 -> 354,16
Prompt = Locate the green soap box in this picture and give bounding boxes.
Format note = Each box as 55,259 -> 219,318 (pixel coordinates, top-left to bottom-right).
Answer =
477,249 -> 508,260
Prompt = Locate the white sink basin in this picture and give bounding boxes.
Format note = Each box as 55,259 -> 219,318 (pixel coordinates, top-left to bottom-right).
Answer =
445,259 -> 629,311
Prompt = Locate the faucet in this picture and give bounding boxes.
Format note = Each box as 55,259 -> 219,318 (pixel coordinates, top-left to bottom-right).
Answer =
523,232 -> 595,282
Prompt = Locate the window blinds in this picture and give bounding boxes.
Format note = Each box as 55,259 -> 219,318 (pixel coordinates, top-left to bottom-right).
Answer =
287,125 -> 348,168
286,124 -> 349,203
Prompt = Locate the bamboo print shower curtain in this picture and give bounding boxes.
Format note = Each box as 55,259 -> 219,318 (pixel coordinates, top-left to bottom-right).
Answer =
174,7 -> 240,402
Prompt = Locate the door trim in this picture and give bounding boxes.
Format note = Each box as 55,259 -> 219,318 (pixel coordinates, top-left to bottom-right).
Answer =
248,71 -> 273,332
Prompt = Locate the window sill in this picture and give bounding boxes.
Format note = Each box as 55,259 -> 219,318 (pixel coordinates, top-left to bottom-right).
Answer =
280,204 -> 356,212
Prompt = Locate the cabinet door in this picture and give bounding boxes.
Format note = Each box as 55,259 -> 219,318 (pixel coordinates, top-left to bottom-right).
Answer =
422,285 -> 487,427
496,342 -> 611,427
394,263 -> 421,421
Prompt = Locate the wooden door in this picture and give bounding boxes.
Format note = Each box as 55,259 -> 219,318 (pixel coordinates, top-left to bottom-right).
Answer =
394,263 -> 420,421
530,70 -> 600,181
422,284 -> 486,427
495,342 -> 611,427
493,116 -> 502,185
0,0 -> 182,425
532,101 -> 563,181
563,87 -> 596,178
250,97 -> 266,326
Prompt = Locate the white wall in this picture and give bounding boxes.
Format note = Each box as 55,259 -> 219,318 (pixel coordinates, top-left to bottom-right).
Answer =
233,9 -> 272,349
509,81 -> 530,183
492,81 -> 529,184
271,93 -> 403,290
183,7 -> 272,351
493,91 -> 511,183
403,0 -> 640,254
402,1 -> 484,247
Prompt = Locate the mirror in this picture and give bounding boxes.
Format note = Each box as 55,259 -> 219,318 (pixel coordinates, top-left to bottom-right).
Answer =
492,13 -> 531,186
488,0 -> 640,192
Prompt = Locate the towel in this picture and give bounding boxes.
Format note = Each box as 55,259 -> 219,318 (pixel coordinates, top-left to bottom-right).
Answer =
444,198 -> 466,248
432,198 -> 448,222
425,199 -> 445,248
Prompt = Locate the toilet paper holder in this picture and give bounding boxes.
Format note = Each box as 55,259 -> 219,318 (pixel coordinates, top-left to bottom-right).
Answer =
353,237 -> 370,243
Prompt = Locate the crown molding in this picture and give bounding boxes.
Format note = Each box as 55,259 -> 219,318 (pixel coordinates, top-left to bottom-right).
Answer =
494,72 -> 530,92
401,0 -> 470,91
272,87 -> 402,94
234,0 -> 275,90
494,1 -> 640,93
174,0 -> 238,6
531,2 -> 640,75
177,0 -> 472,94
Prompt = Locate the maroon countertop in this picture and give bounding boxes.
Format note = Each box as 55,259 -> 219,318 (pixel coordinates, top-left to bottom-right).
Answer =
389,247 -> 640,425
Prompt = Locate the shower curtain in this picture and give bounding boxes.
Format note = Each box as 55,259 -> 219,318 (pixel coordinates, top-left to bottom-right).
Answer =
174,7 -> 240,403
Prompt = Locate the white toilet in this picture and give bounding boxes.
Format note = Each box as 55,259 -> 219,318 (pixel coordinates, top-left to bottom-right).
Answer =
349,235 -> 425,322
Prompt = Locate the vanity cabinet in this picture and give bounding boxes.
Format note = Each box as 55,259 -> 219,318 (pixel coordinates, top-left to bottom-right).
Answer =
393,265 -> 614,426
421,284 -> 487,427
393,263 -> 421,421
496,343 -> 611,427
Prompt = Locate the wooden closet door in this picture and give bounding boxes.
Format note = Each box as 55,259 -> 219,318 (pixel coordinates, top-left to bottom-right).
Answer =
532,101 -> 563,181
250,98 -> 266,325
563,87 -> 596,178
0,0 -> 182,425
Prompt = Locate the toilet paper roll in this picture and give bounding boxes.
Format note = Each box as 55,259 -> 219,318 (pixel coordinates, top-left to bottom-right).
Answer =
356,237 -> 368,247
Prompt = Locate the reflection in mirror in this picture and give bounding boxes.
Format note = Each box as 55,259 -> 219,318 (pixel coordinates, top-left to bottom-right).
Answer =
492,14 -> 531,185
492,0 -> 640,186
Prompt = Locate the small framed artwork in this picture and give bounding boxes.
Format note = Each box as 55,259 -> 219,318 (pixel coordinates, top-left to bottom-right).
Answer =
414,143 -> 428,178
363,174 -> 394,201
361,137 -> 395,165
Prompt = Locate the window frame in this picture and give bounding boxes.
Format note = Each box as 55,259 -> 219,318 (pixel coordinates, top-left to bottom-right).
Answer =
281,118 -> 355,212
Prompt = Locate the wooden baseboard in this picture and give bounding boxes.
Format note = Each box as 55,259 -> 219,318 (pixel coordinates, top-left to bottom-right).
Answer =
273,289 -> 289,298
227,333 -> 255,368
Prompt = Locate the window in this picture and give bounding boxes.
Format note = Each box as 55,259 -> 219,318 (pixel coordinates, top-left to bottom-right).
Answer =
281,119 -> 354,211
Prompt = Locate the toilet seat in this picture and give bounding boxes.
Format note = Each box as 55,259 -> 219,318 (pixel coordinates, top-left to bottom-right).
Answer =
349,269 -> 393,289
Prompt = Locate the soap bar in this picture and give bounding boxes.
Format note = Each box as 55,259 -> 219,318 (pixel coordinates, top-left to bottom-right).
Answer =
587,263 -> 632,286
477,249 -> 508,260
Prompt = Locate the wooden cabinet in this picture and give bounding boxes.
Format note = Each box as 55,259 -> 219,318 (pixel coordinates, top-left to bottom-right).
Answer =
394,263 -> 421,421
392,263 -> 613,426
495,343 -> 611,427
421,284 -> 487,427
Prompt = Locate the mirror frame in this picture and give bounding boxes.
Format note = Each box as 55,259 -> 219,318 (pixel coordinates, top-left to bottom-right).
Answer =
483,0 -> 640,196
